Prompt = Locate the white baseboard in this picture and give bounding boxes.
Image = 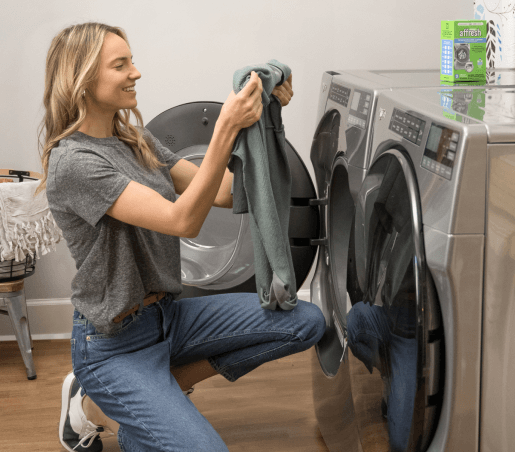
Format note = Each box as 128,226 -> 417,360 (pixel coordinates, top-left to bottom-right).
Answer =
0,288 -> 311,342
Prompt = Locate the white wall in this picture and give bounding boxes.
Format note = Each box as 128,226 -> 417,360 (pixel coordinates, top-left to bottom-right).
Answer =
0,0 -> 472,336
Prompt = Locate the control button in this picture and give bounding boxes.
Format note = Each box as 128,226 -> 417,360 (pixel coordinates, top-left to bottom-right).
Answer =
445,168 -> 452,178
402,117 -> 407,123
366,94 -> 371,101
447,151 -> 456,161
363,108 -> 368,115
365,101 -> 370,108
414,120 -> 420,130
451,132 -> 459,142
448,141 -> 457,151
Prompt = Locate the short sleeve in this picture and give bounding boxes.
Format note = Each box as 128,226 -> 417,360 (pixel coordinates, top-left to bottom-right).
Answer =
144,128 -> 182,171
54,150 -> 131,228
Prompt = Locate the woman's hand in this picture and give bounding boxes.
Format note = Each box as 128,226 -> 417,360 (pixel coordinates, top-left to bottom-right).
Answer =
220,71 -> 264,132
272,73 -> 293,107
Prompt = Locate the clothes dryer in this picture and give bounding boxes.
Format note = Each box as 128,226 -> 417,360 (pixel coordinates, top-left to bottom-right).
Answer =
324,84 -> 515,452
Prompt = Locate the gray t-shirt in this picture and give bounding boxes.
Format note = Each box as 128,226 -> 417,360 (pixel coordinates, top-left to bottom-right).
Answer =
46,127 -> 183,335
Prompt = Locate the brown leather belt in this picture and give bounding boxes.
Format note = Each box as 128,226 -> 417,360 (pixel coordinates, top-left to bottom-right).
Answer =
112,291 -> 167,324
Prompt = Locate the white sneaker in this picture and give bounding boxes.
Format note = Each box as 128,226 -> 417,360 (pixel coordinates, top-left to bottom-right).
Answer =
59,371 -> 115,451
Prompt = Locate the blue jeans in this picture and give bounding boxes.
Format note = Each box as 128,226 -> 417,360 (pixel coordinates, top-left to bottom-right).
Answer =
346,301 -> 417,452
71,292 -> 326,452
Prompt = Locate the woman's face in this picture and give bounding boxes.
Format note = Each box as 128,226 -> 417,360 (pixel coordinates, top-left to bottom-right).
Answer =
86,32 -> 141,113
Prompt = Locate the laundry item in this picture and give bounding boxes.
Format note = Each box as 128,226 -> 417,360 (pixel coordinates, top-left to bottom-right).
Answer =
228,59 -> 297,311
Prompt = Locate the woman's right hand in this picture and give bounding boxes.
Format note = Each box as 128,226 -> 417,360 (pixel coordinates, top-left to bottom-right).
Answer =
219,71 -> 264,132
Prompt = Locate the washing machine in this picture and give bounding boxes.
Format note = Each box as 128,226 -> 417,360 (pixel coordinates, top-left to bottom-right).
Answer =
315,83 -> 515,452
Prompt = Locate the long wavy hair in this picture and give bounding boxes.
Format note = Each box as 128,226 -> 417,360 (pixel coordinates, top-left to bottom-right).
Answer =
35,22 -> 166,197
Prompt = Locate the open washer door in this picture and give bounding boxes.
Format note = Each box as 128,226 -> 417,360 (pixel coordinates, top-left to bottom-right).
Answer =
145,102 -> 319,298
348,147 -> 444,452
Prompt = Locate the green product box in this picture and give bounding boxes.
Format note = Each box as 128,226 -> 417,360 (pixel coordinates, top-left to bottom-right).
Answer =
441,20 -> 487,83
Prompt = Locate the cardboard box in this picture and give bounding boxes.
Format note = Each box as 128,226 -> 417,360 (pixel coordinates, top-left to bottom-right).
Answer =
441,20 -> 487,83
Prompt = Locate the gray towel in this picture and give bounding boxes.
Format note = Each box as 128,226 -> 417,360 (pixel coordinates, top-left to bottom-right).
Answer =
228,59 -> 297,311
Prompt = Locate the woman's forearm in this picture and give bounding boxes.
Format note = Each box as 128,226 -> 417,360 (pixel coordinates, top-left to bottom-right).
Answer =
213,169 -> 234,209
173,119 -> 238,235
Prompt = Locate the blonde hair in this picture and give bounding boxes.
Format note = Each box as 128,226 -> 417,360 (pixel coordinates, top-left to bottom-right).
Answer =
35,22 -> 166,197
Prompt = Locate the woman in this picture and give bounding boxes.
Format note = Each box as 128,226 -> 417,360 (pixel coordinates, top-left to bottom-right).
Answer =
38,22 -> 326,451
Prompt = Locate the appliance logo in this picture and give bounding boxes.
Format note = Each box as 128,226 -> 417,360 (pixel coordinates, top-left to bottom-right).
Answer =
379,108 -> 387,120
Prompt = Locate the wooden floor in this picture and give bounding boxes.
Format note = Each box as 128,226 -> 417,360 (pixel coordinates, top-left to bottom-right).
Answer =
0,340 -> 391,451
0,340 -> 329,452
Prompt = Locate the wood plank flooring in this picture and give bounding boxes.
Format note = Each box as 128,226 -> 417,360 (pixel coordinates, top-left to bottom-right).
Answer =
0,340 -> 391,451
0,340 -> 329,451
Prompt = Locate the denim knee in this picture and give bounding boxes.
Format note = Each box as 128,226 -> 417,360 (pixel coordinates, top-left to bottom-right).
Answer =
298,300 -> 326,346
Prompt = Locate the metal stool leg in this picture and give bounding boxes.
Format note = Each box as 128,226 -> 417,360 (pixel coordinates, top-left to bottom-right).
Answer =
0,289 -> 37,380
20,289 -> 34,350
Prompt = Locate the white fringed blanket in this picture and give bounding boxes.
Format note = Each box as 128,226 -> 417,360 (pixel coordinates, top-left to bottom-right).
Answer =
0,180 -> 63,262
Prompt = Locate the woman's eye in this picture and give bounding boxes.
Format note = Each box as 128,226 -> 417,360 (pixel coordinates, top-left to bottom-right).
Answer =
117,61 -> 134,69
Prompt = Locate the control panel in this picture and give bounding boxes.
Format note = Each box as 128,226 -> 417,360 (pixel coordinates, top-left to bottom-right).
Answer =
420,124 -> 459,181
389,108 -> 426,146
328,81 -> 351,107
348,89 -> 371,129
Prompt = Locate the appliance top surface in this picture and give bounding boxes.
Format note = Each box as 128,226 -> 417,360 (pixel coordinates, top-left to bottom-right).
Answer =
333,67 -> 515,88
393,86 -> 515,128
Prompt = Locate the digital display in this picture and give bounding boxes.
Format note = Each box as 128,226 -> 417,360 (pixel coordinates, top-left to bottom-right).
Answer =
421,123 -> 460,181
426,125 -> 443,153
351,92 -> 361,111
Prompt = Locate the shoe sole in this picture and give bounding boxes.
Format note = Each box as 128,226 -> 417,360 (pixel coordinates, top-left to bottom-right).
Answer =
59,372 -> 77,452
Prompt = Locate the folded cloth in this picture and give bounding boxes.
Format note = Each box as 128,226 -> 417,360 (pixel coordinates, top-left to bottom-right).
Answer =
228,59 -> 298,311
0,180 -> 63,262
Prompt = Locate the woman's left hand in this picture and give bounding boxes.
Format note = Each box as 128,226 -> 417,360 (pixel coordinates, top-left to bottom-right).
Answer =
271,73 -> 293,107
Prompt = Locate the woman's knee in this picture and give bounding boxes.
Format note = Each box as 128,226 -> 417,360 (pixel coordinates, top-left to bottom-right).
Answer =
296,299 -> 326,345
